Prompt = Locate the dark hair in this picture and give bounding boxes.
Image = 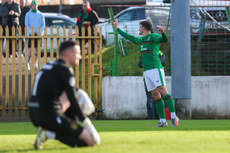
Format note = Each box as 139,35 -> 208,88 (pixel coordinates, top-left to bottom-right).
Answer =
84,1 -> 90,5
140,21 -> 152,31
59,41 -> 78,55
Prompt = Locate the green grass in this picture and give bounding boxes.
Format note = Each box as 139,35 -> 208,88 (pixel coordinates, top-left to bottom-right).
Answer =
102,43 -> 142,76
102,42 -> 171,76
0,120 -> 230,153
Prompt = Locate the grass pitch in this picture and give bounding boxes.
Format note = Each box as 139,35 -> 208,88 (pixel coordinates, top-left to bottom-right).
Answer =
0,120 -> 229,153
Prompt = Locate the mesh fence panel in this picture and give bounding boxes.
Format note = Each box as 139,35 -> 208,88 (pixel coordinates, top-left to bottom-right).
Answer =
190,0 -> 230,75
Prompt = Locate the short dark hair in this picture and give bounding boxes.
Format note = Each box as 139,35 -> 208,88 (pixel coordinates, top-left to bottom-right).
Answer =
140,21 -> 152,31
59,41 -> 79,55
84,1 -> 90,5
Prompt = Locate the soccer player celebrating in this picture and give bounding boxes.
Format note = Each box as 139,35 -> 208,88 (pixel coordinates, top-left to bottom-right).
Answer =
28,41 -> 100,149
112,19 -> 179,127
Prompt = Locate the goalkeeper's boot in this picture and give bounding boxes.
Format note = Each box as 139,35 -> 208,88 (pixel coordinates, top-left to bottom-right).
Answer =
171,117 -> 179,127
34,127 -> 48,150
155,121 -> 168,128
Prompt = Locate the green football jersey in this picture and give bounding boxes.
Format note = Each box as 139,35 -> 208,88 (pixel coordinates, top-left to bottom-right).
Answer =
117,28 -> 168,71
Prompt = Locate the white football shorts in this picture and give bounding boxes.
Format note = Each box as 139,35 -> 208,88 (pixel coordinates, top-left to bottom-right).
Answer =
144,68 -> 166,92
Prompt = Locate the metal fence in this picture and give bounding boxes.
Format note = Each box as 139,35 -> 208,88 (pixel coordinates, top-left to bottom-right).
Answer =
0,26 -> 103,117
190,0 -> 230,75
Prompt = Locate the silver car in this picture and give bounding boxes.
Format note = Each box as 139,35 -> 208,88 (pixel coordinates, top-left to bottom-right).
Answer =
98,0 -> 230,46
41,12 -> 76,56
97,7 -> 145,46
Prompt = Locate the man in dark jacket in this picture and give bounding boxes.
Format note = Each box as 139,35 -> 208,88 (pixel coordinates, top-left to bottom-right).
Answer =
0,0 -> 21,57
76,1 -> 99,54
19,0 -> 29,53
0,0 -> 7,25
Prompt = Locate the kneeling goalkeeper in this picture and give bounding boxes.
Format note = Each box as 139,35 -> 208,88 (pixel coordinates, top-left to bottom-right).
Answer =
28,41 -> 100,149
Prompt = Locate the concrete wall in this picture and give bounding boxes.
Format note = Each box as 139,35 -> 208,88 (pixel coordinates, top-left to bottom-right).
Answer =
102,76 -> 230,119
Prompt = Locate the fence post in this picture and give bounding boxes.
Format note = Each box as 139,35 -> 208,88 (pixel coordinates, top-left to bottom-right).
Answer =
171,0 -> 191,119
5,26 -> 9,113
81,26 -> 86,90
50,26 -> 54,60
226,7 -> 230,26
18,26 -> 22,110
56,26 -> 60,59
24,27 -> 29,106
44,27 -> 47,64
37,27 -> 41,70
0,26 -> 2,114
12,26 -> 16,113
75,26 -> 80,88
88,26 -> 92,98
108,7 -> 118,76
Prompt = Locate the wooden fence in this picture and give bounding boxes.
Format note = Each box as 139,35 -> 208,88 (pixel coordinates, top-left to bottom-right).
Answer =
0,25 -> 103,117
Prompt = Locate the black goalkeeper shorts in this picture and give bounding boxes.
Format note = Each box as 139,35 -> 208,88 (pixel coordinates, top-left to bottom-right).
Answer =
29,107 -> 83,139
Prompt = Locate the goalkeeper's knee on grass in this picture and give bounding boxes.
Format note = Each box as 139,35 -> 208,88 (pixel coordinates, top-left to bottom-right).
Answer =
83,117 -> 101,144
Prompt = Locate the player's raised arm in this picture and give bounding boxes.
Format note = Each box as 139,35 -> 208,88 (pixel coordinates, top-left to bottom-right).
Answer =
154,25 -> 168,43
112,19 -> 140,45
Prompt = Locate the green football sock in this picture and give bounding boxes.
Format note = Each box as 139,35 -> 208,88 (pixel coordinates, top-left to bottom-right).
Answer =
163,94 -> 175,113
155,98 -> 165,119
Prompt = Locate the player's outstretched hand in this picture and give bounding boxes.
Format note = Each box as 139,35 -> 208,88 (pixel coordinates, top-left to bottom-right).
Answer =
155,25 -> 164,33
112,18 -> 118,30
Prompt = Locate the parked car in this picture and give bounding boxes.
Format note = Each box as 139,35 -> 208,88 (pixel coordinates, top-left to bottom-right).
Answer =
98,0 -> 230,46
97,7 -> 145,46
147,0 -> 230,38
44,12 -> 76,29
41,12 -> 76,56
72,17 -> 108,24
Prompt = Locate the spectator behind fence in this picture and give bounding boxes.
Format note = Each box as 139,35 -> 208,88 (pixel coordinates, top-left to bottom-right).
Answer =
0,0 -> 7,58
19,0 -> 29,53
0,0 -> 7,25
25,0 -> 44,71
0,0 -> 21,58
76,1 -> 99,54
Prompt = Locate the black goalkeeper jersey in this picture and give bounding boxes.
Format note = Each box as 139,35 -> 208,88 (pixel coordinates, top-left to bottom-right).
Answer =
29,59 -> 85,122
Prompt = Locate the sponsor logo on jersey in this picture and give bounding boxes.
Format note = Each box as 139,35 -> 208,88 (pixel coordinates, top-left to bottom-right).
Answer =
141,45 -> 147,51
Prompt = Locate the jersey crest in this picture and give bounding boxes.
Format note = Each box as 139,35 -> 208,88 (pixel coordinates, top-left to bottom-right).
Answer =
147,36 -> 150,41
